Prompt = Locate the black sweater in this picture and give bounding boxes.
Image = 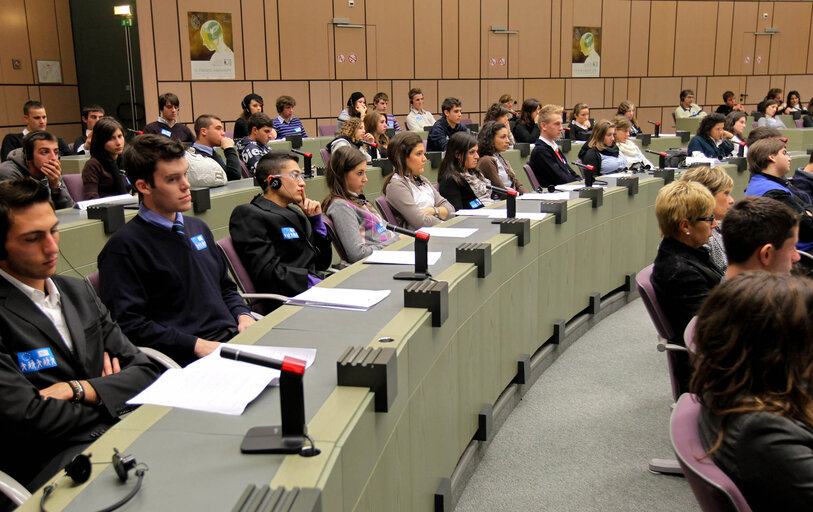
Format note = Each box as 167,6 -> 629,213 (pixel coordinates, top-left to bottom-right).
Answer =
98,215 -> 250,366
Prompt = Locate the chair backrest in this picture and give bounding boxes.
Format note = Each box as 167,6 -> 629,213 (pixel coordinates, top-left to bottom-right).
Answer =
239,158 -> 251,178
796,118 -> 805,129
62,174 -> 83,202
684,315 -> 698,353
671,394 -> 753,512
215,236 -> 255,295
319,125 -> 337,137
320,148 -> 332,171
523,164 -> 541,191
86,272 -> 100,295
375,195 -> 401,226
635,264 -> 676,341
322,215 -> 349,263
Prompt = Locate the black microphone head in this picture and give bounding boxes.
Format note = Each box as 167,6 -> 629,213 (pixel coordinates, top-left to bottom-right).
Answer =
547,184 -> 556,193
385,223 -> 397,232
219,345 -> 238,360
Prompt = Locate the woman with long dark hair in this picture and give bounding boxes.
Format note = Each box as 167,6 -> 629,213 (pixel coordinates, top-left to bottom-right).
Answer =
476,121 -> 528,193
81,116 -> 129,200
438,132 -> 493,211
234,93 -> 263,139
512,98 -> 541,143
692,272 -> 813,511
687,113 -> 736,160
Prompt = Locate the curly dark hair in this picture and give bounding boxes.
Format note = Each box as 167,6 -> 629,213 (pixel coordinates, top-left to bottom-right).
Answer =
477,121 -> 509,157
696,113 -> 726,137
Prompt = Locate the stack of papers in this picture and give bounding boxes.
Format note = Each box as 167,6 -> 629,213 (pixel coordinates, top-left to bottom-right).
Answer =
518,192 -> 572,201
127,345 -> 317,415
286,286 -> 391,310
455,209 -> 550,220
416,227 -> 478,238
364,251 -> 442,265
76,194 -> 138,210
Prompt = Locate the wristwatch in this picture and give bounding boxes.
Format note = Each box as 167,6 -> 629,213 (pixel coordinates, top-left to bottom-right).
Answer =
433,207 -> 439,218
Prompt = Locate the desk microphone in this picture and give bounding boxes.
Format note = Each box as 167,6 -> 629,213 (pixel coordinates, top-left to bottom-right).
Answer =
290,149 -> 313,178
570,161 -> 600,187
221,345 -> 306,372
126,128 -> 144,135
385,224 -> 431,280
737,141 -> 746,158
360,140 -> 378,148
647,120 -> 661,138
486,184 -> 517,218
646,149 -> 668,169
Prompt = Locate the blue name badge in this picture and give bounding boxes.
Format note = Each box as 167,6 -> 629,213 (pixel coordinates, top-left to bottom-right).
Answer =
469,198 -> 483,208
160,129 -> 172,137
281,227 -> 299,240
190,234 -> 208,251
416,116 -> 422,121
388,121 -> 394,128
375,222 -> 387,234
294,127 -> 301,133
17,348 -> 57,374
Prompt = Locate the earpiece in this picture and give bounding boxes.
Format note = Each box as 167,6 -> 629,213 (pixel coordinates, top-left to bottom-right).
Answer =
64,453 -> 92,484
112,448 -> 138,482
268,176 -> 282,190
241,99 -> 248,112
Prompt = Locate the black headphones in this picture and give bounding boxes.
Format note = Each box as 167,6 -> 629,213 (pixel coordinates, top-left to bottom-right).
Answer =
267,175 -> 282,190
241,98 -> 248,112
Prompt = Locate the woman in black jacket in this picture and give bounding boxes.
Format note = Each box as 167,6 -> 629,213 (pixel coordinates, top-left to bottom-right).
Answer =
438,132 -> 493,211
687,113 -> 735,160
512,98 -> 541,143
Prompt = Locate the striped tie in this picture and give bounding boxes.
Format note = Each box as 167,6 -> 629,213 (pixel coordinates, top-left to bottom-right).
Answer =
171,220 -> 185,238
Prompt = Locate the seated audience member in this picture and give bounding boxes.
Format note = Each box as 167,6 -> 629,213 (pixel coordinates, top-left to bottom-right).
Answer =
477,121 -> 528,193
528,105 -> 580,187
364,111 -> 389,160
0,177 -> 158,492
745,126 -> 781,147
512,98 -> 541,144
0,132 -> 74,209
651,180 -> 723,389
185,114 -> 242,187
483,103 -> 515,147
74,104 -> 105,154
715,91 -> 744,116
337,92 -> 367,130
790,152 -> 813,204
1,101 -> 73,161
328,117 -> 374,162
613,117 -> 654,170
81,116 -> 128,200
98,135 -> 255,367
438,132 -> 494,210
426,97 -> 467,152
756,87 -> 788,114
323,146 -> 398,263
229,152 -> 331,304
405,88 -> 435,132
372,92 -> 402,132
616,100 -> 642,136
722,197 -> 800,279
234,93 -> 263,140
687,113 -> 735,160
499,94 -> 518,122
786,90 -> 808,115
272,95 -> 308,139
578,120 -> 625,175
756,100 -> 787,129
568,103 -> 593,141
691,272 -> 813,511
143,93 -> 195,143
383,132 -> 453,230
724,111 -> 748,157
680,166 -> 735,272
674,89 -> 707,119
237,112 -> 277,175
745,138 -> 813,252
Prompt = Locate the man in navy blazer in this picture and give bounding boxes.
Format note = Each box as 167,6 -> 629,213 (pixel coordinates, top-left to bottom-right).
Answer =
0,178 -> 158,492
528,104 -> 580,188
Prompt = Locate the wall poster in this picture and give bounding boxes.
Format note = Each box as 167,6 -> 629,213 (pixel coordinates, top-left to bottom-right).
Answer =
572,27 -> 601,77
188,12 -> 235,79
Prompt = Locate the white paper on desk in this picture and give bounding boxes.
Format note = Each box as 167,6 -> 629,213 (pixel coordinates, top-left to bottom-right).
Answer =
364,251 -> 442,265
126,345 -> 316,415
454,208 -> 499,217
518,192 -> 572,201
286,287 -> 390,310
416,227 -> 478,238
76,194 -> 138,210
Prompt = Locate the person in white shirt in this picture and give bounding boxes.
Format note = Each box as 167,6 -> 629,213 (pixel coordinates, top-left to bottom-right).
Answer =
405,88 -> 435,132
674,89 -> 707,119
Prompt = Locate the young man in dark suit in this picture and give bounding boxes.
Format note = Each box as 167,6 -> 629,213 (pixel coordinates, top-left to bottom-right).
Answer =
229,152 -> 332,308
0,177 -> 158,492
528,104 -> 580,188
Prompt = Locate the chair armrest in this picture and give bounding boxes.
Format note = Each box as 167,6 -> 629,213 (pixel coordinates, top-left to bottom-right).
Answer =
0,470 -> 31,506
657,340 -> 688,353
239,293 -> 289,302
138,346 -> 182,370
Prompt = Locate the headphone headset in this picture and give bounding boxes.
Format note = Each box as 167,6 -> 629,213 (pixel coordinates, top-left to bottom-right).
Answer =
267,175 -> 282,190
241,98 -> 248,112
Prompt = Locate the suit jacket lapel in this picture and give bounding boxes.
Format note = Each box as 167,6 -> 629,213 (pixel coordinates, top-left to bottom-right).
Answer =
254,196 -> 312,237
58,283 -> 88,373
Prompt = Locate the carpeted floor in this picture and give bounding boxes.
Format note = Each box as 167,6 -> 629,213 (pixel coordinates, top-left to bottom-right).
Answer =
455,298 -> 698,512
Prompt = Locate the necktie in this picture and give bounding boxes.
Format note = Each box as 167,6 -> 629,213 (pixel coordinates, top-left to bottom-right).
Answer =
172,219 -> 185,238
555,149 -> 565,163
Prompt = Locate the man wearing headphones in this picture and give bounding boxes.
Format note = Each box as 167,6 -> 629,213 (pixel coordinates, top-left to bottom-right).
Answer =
229,152 -> 332,309
98,135 -> 255,367
0,178 -> 158,492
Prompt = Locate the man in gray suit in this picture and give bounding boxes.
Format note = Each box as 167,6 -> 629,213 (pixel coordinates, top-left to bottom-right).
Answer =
0,178 -> 158,492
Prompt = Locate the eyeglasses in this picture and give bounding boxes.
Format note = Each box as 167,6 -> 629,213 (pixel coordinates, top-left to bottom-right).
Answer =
277,172 -> 304,181
694,216 -> 715,223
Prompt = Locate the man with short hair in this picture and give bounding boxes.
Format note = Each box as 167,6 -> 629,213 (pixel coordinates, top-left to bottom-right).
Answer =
1,101 -> 73,161
405,88 -> 435,132
715,91 -> 744,116
372,92 -> 402,132
0,177 -> 158,491
98,134 -> 255,367
745,138 -> 813,252
236,112 -> 276,175
426,97 -> 467,152
528,105 -> 580,188
745,126 -> 782,147
0,131 -> 74,209
674,89 -> 707,119
723,196 -> 800,278
74,104 -> 105,154
229,152 -> 332,307
272,95 -> 307,139
143,93 -> 195,143
186,114 -> 242,186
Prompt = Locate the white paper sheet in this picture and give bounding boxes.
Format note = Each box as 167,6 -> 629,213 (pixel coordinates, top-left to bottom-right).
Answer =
127,345 -> 316,415
76,194 -> 138,210
518,192 -> 572,201
286,287 -> 391,310
454,208 -> 499,217
416,227 -> 478,238
364,251 -> 442,265
445,208 -> 550,220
